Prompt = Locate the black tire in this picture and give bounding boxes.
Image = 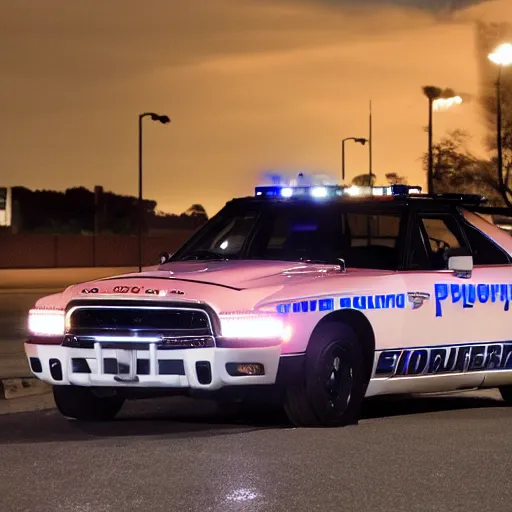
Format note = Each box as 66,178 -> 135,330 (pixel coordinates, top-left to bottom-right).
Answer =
53,385 -> 125,421
499,386 -> 512,403
284,322 -> 368,427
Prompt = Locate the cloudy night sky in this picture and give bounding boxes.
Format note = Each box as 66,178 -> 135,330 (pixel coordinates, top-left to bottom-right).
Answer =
0,0 -> 510,216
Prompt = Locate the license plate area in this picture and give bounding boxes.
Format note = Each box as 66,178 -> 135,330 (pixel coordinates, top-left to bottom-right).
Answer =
102,349 -> 138,381
116,349 -> 134,375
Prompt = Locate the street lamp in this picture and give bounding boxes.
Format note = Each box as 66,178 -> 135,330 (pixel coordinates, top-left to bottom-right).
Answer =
341,137 -> 368,184
422,86 -> 463,194
488,43 -> 512,192
138,112 -> 171,272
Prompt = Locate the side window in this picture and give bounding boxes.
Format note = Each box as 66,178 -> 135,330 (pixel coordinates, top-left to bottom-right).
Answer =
407,222 -> 431,270
461,222 -> 510,265
412,214 -> 469,270
343,211 -> 404,270
347,213 -> 401,248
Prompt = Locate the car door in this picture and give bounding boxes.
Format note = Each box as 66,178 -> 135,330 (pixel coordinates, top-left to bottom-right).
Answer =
388,204 -> 505,393
456,211 -> 512,389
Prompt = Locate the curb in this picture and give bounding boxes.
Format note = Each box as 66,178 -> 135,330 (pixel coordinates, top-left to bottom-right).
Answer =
0,351 -> 33,380
0,377 -> 51,400
0,377 -> 55,415
0,392 -> 55,415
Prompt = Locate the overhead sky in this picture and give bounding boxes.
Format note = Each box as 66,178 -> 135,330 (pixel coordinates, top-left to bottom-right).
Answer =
0,0 -> 510,216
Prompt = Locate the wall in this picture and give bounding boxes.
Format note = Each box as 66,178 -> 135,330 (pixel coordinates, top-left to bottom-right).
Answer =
0,267 -> 140,291
0,231 -> 194,269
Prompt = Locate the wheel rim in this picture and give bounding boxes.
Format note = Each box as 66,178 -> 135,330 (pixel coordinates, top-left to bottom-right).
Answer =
321,344 -> 353,415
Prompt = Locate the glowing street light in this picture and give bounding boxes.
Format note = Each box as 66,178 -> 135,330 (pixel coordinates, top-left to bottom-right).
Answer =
488,43 -> 512,191
422,86 -> 463,194
341,137 -> 368,184
138,112 -> 171,272
489,43 -> 512,67
433,95 -> 463,111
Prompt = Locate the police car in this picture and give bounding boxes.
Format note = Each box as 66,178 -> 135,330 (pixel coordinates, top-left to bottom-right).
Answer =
24,180 -> 512,427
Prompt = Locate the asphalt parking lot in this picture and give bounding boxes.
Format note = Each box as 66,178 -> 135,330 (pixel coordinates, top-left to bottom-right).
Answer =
1,390 -> 512,512
2,290 -> 512,511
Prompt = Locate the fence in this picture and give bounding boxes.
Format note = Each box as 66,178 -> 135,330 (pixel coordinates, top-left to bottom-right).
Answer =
0,231 -> 195,269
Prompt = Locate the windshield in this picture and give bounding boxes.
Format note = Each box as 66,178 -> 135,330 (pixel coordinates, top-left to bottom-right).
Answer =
170,202 -> 405,270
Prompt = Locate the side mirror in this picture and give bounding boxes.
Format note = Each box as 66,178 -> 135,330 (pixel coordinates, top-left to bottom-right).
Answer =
159,252 -> 171,265
448,254 -> 473,278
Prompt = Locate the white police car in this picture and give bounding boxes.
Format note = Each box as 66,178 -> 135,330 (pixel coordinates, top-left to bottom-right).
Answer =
25,181 -> 512,427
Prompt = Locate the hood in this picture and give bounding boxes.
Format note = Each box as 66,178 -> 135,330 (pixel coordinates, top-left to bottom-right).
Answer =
34,260 -> 394,312
99,260 -> 342,290
34,261 -> 341,311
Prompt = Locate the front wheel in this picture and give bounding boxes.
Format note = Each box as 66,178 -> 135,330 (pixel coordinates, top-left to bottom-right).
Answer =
53,385 -> 125,421
284,323 -> 367,427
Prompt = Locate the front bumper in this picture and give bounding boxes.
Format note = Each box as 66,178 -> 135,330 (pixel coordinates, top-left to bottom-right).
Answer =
24,342 -> 281,391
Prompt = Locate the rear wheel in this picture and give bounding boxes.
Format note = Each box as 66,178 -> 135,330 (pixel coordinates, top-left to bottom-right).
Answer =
284,323 -> 368,427
53,385 -> 125,421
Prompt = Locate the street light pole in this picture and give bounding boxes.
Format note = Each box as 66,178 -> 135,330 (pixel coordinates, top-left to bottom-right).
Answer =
428,96 -> 434,195
341,137 -> 368,184
422,86 -> 442,195
368,100 -> 373,186
138,114 -> 144,274
422,86 -> 462,195
342,138 -> 348,183
138,112 -> 171,272
497,65 -> 503,191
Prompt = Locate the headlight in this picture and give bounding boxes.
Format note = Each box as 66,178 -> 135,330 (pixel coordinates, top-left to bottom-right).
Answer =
28,309 -> 65,336
219,312 -> 290,340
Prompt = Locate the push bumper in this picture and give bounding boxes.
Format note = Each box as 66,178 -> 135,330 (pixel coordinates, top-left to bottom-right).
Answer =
24,342 -> 282,391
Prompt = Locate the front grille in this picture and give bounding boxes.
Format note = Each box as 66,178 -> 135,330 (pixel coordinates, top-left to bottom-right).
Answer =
64,305 -> 215,349
63,336 -> 215,350
69,307 -> 210,336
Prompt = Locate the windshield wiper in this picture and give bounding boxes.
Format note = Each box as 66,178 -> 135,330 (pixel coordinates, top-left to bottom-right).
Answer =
177,250 -> 227,261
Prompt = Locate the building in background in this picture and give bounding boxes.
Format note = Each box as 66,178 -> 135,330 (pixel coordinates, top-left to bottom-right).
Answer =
0,185 -> 208,235
0,187 -> 12,230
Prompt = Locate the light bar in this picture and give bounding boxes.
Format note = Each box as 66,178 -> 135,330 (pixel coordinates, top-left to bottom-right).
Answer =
254,184 -> 422,198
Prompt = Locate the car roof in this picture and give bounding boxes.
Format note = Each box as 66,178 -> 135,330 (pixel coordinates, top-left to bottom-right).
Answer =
226,194 -> 485,210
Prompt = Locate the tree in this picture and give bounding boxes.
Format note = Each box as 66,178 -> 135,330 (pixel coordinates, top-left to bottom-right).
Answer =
180,204 -> 208,229
10,187 -> 199,234
477,21 -> 512,206
350,174 -> 376,187
184,204 -> 208,218
385,173 -> 408,185
422,130 -> 503,205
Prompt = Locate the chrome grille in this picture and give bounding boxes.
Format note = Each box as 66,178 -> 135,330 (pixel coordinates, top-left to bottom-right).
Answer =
64,305 -> 215,349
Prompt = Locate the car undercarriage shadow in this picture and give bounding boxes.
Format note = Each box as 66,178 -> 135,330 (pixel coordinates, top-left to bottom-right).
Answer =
360,392 -> 506,420
0,391 -> 508,445
0,397 -> 289,445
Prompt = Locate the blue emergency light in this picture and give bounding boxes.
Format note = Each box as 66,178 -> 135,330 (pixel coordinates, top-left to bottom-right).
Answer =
254,184 -> 422,198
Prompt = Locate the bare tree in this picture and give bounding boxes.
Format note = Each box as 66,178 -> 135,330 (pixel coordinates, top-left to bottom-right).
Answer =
385,173 -> 408,185
351,174 -> 376,187
184,204 -> 208,218
423,131 -> 503,205
476,21 -> 512,206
